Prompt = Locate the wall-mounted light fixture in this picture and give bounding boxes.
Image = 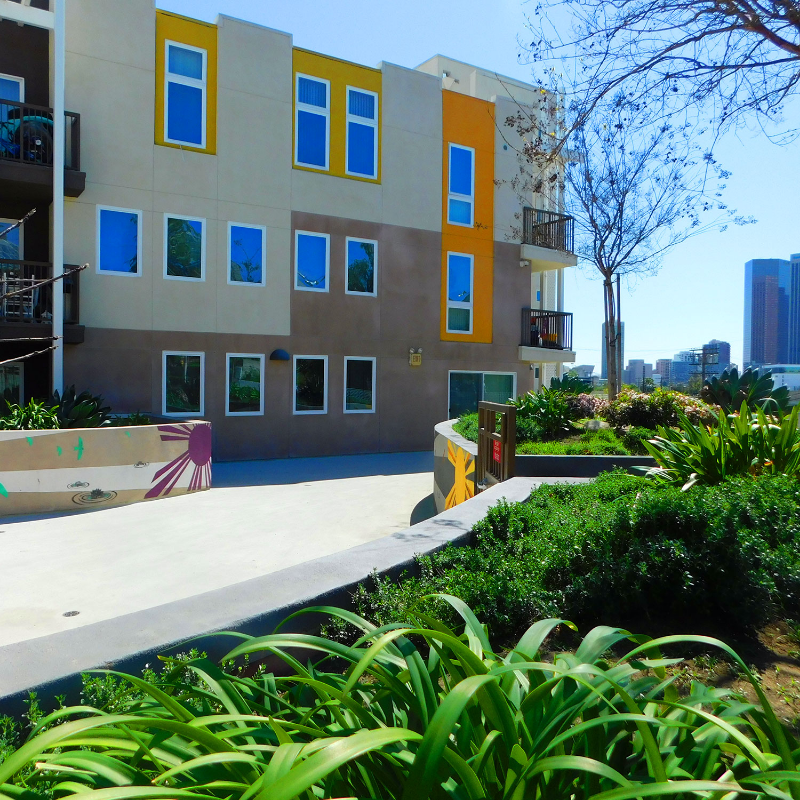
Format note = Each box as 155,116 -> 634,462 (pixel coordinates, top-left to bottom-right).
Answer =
408,348 -> 423,367
269,349 -> 290,362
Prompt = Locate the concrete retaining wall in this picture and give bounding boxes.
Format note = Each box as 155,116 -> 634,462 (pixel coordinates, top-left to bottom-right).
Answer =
0,422 -> 212,517
433,419 -> 656,512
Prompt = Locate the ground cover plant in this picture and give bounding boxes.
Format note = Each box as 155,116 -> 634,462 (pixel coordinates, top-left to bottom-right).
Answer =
2,599 -> 800,800
354,472 -> 800,644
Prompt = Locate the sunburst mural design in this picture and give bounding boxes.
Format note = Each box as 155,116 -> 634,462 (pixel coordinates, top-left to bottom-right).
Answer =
145,423 -> 212,499
445,440 -> 475,509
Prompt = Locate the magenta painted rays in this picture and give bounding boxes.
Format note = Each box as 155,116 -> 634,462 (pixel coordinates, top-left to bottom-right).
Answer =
145,423 -> 212,499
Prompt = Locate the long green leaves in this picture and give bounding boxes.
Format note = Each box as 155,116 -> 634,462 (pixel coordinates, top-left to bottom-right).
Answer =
2,600 -> 798,799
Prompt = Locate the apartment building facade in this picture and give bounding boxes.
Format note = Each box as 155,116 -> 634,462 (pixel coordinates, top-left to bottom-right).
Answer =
0,0 -> 577,460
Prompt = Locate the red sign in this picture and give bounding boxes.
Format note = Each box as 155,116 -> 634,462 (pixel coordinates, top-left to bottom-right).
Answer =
493,440 -> 501,463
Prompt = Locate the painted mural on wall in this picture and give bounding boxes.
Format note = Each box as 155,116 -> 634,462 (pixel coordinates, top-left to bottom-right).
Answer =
0,421 -> 212,517
433,421 -> 476,514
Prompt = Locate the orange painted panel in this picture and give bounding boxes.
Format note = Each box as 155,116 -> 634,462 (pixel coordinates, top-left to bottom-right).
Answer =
440,91 -> 495,343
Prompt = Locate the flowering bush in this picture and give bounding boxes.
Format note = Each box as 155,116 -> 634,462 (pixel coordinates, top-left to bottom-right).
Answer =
603,389 -> 717,429
565,392 -> 609,419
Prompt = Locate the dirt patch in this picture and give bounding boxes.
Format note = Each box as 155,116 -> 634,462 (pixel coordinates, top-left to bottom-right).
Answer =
668,621 -> 800,729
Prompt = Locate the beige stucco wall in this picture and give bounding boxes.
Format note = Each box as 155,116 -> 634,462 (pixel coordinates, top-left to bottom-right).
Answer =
63,2 -> 293,337
0,422 -> 211,517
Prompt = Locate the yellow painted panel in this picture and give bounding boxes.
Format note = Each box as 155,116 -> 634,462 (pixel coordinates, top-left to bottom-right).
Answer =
292,48 -> 381,183
441,91 -> 495,343
155,10 -> 218,155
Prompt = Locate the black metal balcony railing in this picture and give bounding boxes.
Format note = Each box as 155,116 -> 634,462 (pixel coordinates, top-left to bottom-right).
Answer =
0,99 -> 81,170
0,260 -> 80,326
521,308 -> 573,351
523,208 -> 574,253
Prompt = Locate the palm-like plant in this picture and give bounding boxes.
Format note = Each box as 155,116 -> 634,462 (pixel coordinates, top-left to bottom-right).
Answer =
2,598 -> 799,799
701,366 -> 790,413
643,402 -> 800,489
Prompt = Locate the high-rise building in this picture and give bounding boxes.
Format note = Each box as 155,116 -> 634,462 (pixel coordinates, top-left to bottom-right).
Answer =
743,257 -> 800,367
703,339 -> 731,379
601,321 -> 624,379
655,358 -> 672,385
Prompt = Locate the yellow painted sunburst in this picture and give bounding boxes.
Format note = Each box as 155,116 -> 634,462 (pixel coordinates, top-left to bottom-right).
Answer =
445,440 -> 475,509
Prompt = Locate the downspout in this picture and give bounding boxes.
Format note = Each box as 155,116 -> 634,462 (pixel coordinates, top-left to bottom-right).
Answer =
51,0 -> 65,394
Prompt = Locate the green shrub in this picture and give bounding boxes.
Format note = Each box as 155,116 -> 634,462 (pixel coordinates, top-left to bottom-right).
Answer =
511,388 -> 572,439
603,388 -> 716,429
644,403 -> 800,489
619,425 -> 657,454
50,386 -> 111,428
517,427 -> 631,455
701,366 -> 790,413
1,600 -> 798,800
109,412 -> 152,427
0,400 -> 60,430
549,373 -> 587,393
355,472 -> 800,642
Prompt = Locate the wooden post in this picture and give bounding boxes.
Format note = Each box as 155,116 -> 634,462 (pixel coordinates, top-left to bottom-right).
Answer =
476,401 -> 516,492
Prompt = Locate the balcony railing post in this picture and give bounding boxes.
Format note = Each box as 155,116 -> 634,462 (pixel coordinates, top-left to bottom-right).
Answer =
522,207 -> 575,253
0,99 -> 79,171
520,307 -> 573,351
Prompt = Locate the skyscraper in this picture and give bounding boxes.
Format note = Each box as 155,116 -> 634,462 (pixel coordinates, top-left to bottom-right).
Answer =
601,321 -> 624,379
743,257 -> 800,367
655,359 -> 672,385
703,339 -> 731,379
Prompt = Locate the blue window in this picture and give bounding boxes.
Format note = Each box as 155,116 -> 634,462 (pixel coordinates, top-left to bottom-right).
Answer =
346,237 -> 377,295
96,207 -> 141,276
295,75 -> 329,169
228,223 -> 266,285
0,74 -> 23,124
346,87 -> 378,179
0,218 -> 22,260
295,231 -> 329,291
165,214 -> 205,281
165,42 -> 206,148
446,252 -> 473,333
448,144 -> 475,226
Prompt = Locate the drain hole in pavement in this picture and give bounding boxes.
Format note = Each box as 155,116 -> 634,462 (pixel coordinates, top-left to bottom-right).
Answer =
63,610 -> 80,617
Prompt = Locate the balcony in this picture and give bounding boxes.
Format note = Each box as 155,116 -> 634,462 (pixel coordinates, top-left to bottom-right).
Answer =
0,260 -> 83,343
520,208 -> 577,272
0,99 -> 85,198
519,308 -> 576,364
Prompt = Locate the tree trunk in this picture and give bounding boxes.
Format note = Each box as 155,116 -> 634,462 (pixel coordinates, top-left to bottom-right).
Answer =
604,278 -> 619,401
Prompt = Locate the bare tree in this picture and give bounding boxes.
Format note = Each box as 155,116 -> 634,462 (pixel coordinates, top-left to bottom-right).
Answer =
505,91 -> 748,399
525,0 -> 800,140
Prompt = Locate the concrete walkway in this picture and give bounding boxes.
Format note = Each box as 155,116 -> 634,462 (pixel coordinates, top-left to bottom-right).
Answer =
0,451 -> 433,649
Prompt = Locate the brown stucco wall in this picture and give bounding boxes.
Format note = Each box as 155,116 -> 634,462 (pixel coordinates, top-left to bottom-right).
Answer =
63,215 -> 534,461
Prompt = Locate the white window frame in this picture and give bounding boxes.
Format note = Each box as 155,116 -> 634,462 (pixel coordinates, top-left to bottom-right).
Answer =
447,370 -> 517,417
95,205 -> 142,278
344,236 -> 378,297
446,251 -> 474,335
225,353 -> 265,417
294,73 -> 330,171
447,143 -> 475,227
345,86 -> 379,179
162,350 -> 205,418
343,356 -> 377,414
164,213 -> 206,282
0,216 -> 24,260
164,39 -> 207,149
293,355 -> 328,415
227,222 -> 267,287
0,72 -> 25,102
294,230 -> 330,293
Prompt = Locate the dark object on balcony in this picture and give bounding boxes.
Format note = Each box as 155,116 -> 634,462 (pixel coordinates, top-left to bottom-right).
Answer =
523,208 -> 574,253
0,259 -> 80,327
521,308 -> 573,351
0,99 -> 84,197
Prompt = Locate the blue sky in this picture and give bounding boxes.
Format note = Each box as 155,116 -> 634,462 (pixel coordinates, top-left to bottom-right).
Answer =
158,0 -> 800,372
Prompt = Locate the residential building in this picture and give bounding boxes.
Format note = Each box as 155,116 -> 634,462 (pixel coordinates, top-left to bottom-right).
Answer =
0,1 -> 578,459
600,320 -> 624,379
743,256 -> 800,367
